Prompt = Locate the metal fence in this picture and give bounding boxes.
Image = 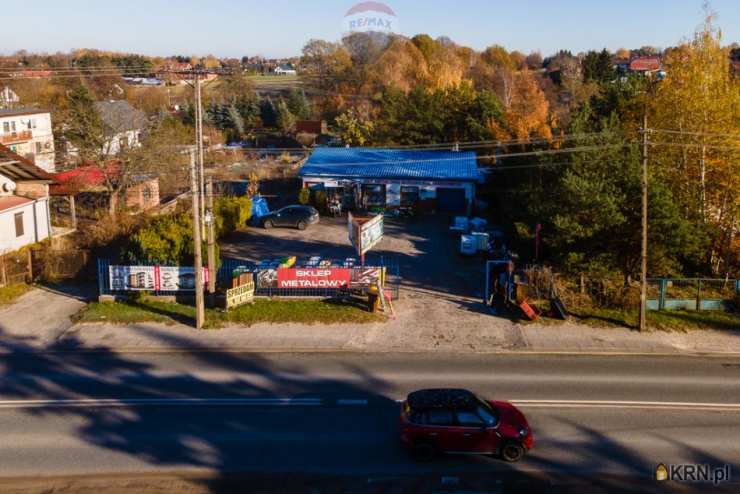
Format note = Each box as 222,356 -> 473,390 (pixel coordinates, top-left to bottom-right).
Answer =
647,278 -> 739,311
98,256 -> 400,300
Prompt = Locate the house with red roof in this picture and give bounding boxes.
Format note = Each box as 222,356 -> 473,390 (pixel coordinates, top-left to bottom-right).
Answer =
0,144 -> 55,254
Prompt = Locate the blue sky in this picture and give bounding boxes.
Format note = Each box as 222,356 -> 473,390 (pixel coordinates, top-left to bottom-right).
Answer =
3,0 -> 738,58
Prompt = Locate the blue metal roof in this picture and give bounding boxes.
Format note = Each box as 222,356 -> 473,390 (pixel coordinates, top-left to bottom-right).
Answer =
300,148 -> 480,182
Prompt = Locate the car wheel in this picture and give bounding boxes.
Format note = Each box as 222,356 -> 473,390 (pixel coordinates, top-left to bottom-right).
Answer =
501,441 -> 525,462
412,441 -> 436,462
297,220 -> 307,231
264,220 -> 274,230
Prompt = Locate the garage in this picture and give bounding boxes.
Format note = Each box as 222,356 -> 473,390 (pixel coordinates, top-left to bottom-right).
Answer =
436,187 -> 467,213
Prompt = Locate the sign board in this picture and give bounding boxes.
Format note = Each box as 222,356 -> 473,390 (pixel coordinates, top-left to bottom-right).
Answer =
226,283 -> 255,309
277,268 -> 351,289
348,213 -> 384,257
109,265 -> 209,292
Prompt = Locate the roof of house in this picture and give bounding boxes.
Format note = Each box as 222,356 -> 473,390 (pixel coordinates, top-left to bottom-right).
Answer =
0,108 -> 49,118
50,164 -> 116,195
94,100 -> 147,134
300,148 -> 481,182
0,143 -> 54,182
0,195 -> 34,213
629,56 -> 662,72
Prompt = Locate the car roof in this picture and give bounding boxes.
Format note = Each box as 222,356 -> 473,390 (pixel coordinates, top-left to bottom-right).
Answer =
407,389 -> 478,410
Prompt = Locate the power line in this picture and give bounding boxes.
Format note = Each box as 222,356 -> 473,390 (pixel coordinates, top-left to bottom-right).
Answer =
650,128 -> 740,140
647,141 -> 740,151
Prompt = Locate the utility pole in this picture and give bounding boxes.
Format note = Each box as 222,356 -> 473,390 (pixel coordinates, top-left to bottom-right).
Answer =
639,111 -> 649,332
206,176 -> 216,306
190,150 -> 205,329
194,71 -> 206,239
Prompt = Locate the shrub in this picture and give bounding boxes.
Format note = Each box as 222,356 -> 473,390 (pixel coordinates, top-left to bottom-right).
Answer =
313,189 -> 327,212
298,188 -> 310,205
215,195 -> 252,236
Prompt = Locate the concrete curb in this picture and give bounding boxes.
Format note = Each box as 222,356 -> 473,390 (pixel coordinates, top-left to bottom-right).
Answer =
3,346 -> 740,358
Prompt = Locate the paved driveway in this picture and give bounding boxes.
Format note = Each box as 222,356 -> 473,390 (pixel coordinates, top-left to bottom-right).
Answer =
221,215 -> 484,299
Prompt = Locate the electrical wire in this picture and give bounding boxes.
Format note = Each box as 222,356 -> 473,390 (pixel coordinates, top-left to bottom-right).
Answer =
650,128 -> 740,140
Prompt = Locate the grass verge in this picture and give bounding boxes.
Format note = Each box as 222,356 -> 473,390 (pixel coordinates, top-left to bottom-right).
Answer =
76,298 -> 384,328
0,283 -> 32,306
569,307 -> 740,331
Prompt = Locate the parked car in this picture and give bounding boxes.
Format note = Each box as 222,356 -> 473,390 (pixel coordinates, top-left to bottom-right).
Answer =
261,205 -> 319,230
399,388 -> 533,462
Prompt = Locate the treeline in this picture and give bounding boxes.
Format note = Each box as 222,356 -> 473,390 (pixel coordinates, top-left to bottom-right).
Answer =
301,21 -> 738,281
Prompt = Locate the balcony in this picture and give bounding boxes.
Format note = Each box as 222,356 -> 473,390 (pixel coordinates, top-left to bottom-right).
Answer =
0,130 -> 33,145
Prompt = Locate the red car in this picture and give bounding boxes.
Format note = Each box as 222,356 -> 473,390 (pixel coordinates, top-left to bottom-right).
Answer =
399,389 -> 533,462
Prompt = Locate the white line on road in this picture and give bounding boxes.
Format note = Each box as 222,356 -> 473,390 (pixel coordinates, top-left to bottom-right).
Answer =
0,398 -> 323,409
1,397 -> 739,411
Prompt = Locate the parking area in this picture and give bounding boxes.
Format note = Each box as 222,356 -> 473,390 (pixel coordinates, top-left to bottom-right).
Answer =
220,215 -> 484,300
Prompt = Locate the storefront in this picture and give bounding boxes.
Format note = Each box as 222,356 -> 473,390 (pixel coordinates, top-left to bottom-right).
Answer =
300,148 -> 481,215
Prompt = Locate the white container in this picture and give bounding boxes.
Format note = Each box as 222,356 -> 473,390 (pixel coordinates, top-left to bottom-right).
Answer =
472,232 -> 490,251
460,235 -> 477,256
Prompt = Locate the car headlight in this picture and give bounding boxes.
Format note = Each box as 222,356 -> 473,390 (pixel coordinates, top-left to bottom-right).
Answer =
519,427 -> 528,437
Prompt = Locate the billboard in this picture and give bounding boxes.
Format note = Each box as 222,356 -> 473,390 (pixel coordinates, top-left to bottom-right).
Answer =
348,213 -> 384,257
109,265 -> 209,292
342,2 -> 399,36
277,268 -> 351,289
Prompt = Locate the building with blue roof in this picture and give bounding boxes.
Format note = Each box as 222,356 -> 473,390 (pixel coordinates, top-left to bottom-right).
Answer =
300,148 -> 481,214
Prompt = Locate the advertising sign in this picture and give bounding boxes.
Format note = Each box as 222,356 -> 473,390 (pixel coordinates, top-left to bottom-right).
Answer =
109,265 -> 209,292
277,268 -> 351,289
348,213 -> 384,257
226,283 -> 255,309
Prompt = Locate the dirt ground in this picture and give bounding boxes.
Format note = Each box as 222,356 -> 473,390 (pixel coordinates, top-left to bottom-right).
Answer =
219,215 -> 528,351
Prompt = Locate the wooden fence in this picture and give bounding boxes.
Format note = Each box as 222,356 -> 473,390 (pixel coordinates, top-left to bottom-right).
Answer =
0,250 -> 33,287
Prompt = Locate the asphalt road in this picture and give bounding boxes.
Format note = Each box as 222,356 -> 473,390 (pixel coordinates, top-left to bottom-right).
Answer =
0,352 -> 738,493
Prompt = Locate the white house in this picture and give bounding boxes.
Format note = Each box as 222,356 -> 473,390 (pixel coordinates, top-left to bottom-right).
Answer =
274,64 -> 297,76
0,144 -> 54,255
95,100 -> 147,155
0,108 -> 56,173
0,87 -> 20,109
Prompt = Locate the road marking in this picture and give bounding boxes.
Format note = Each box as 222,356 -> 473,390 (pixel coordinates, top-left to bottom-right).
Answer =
337,399 -> 369,406
511,400 -> 740,411
394,398 -> 740,411
0,398 -> 323,409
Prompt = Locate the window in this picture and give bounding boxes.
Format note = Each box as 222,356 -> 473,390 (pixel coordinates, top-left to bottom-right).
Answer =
35,142 -> 43,154
142,187 -> 152,201
14,212 -> 24,237
362,184 -> 386,207
119,136 -> 128,149
31,119 -> 37,129
400,186 -> 420,207
10,121 -> 16,132
456,410 -> 484,427
425,409 -> 455,426
476,404 -> 499,427
2,122 -> 8,133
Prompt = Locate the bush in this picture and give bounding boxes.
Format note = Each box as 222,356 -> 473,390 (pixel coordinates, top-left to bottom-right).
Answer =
298,188 -> 310,205
215,195 -> 252,236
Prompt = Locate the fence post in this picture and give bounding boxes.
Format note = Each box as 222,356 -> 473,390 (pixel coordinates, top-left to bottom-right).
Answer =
97,258 -> 106,297
696,279 -> 702,311
26,249 -> 33,283
659,279 -> 667,311
0,255 -> 6,287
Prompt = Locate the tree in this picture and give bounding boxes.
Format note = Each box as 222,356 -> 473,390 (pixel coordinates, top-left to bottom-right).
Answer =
489,69 -> 552,140
259,97 -> 278,128
582,49 -> 614,83
286,89 -> 312,120
551,112 -> 702,281
335,107 -> 374,146
649,14 -> 740,274
275,99 -> 296,134
525,51 -> 544,70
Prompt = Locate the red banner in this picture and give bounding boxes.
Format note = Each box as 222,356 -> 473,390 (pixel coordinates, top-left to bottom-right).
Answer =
277,268 -> 351,289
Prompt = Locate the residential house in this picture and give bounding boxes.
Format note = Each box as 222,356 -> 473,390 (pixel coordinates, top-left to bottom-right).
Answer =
274,64 -> 297,76
300,148 -> 482,215
0,144 -> 54,254
94,100 -> 147,156
629,56 -> 663,75
0,87 -> 20,109
0,108 -> 56,172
